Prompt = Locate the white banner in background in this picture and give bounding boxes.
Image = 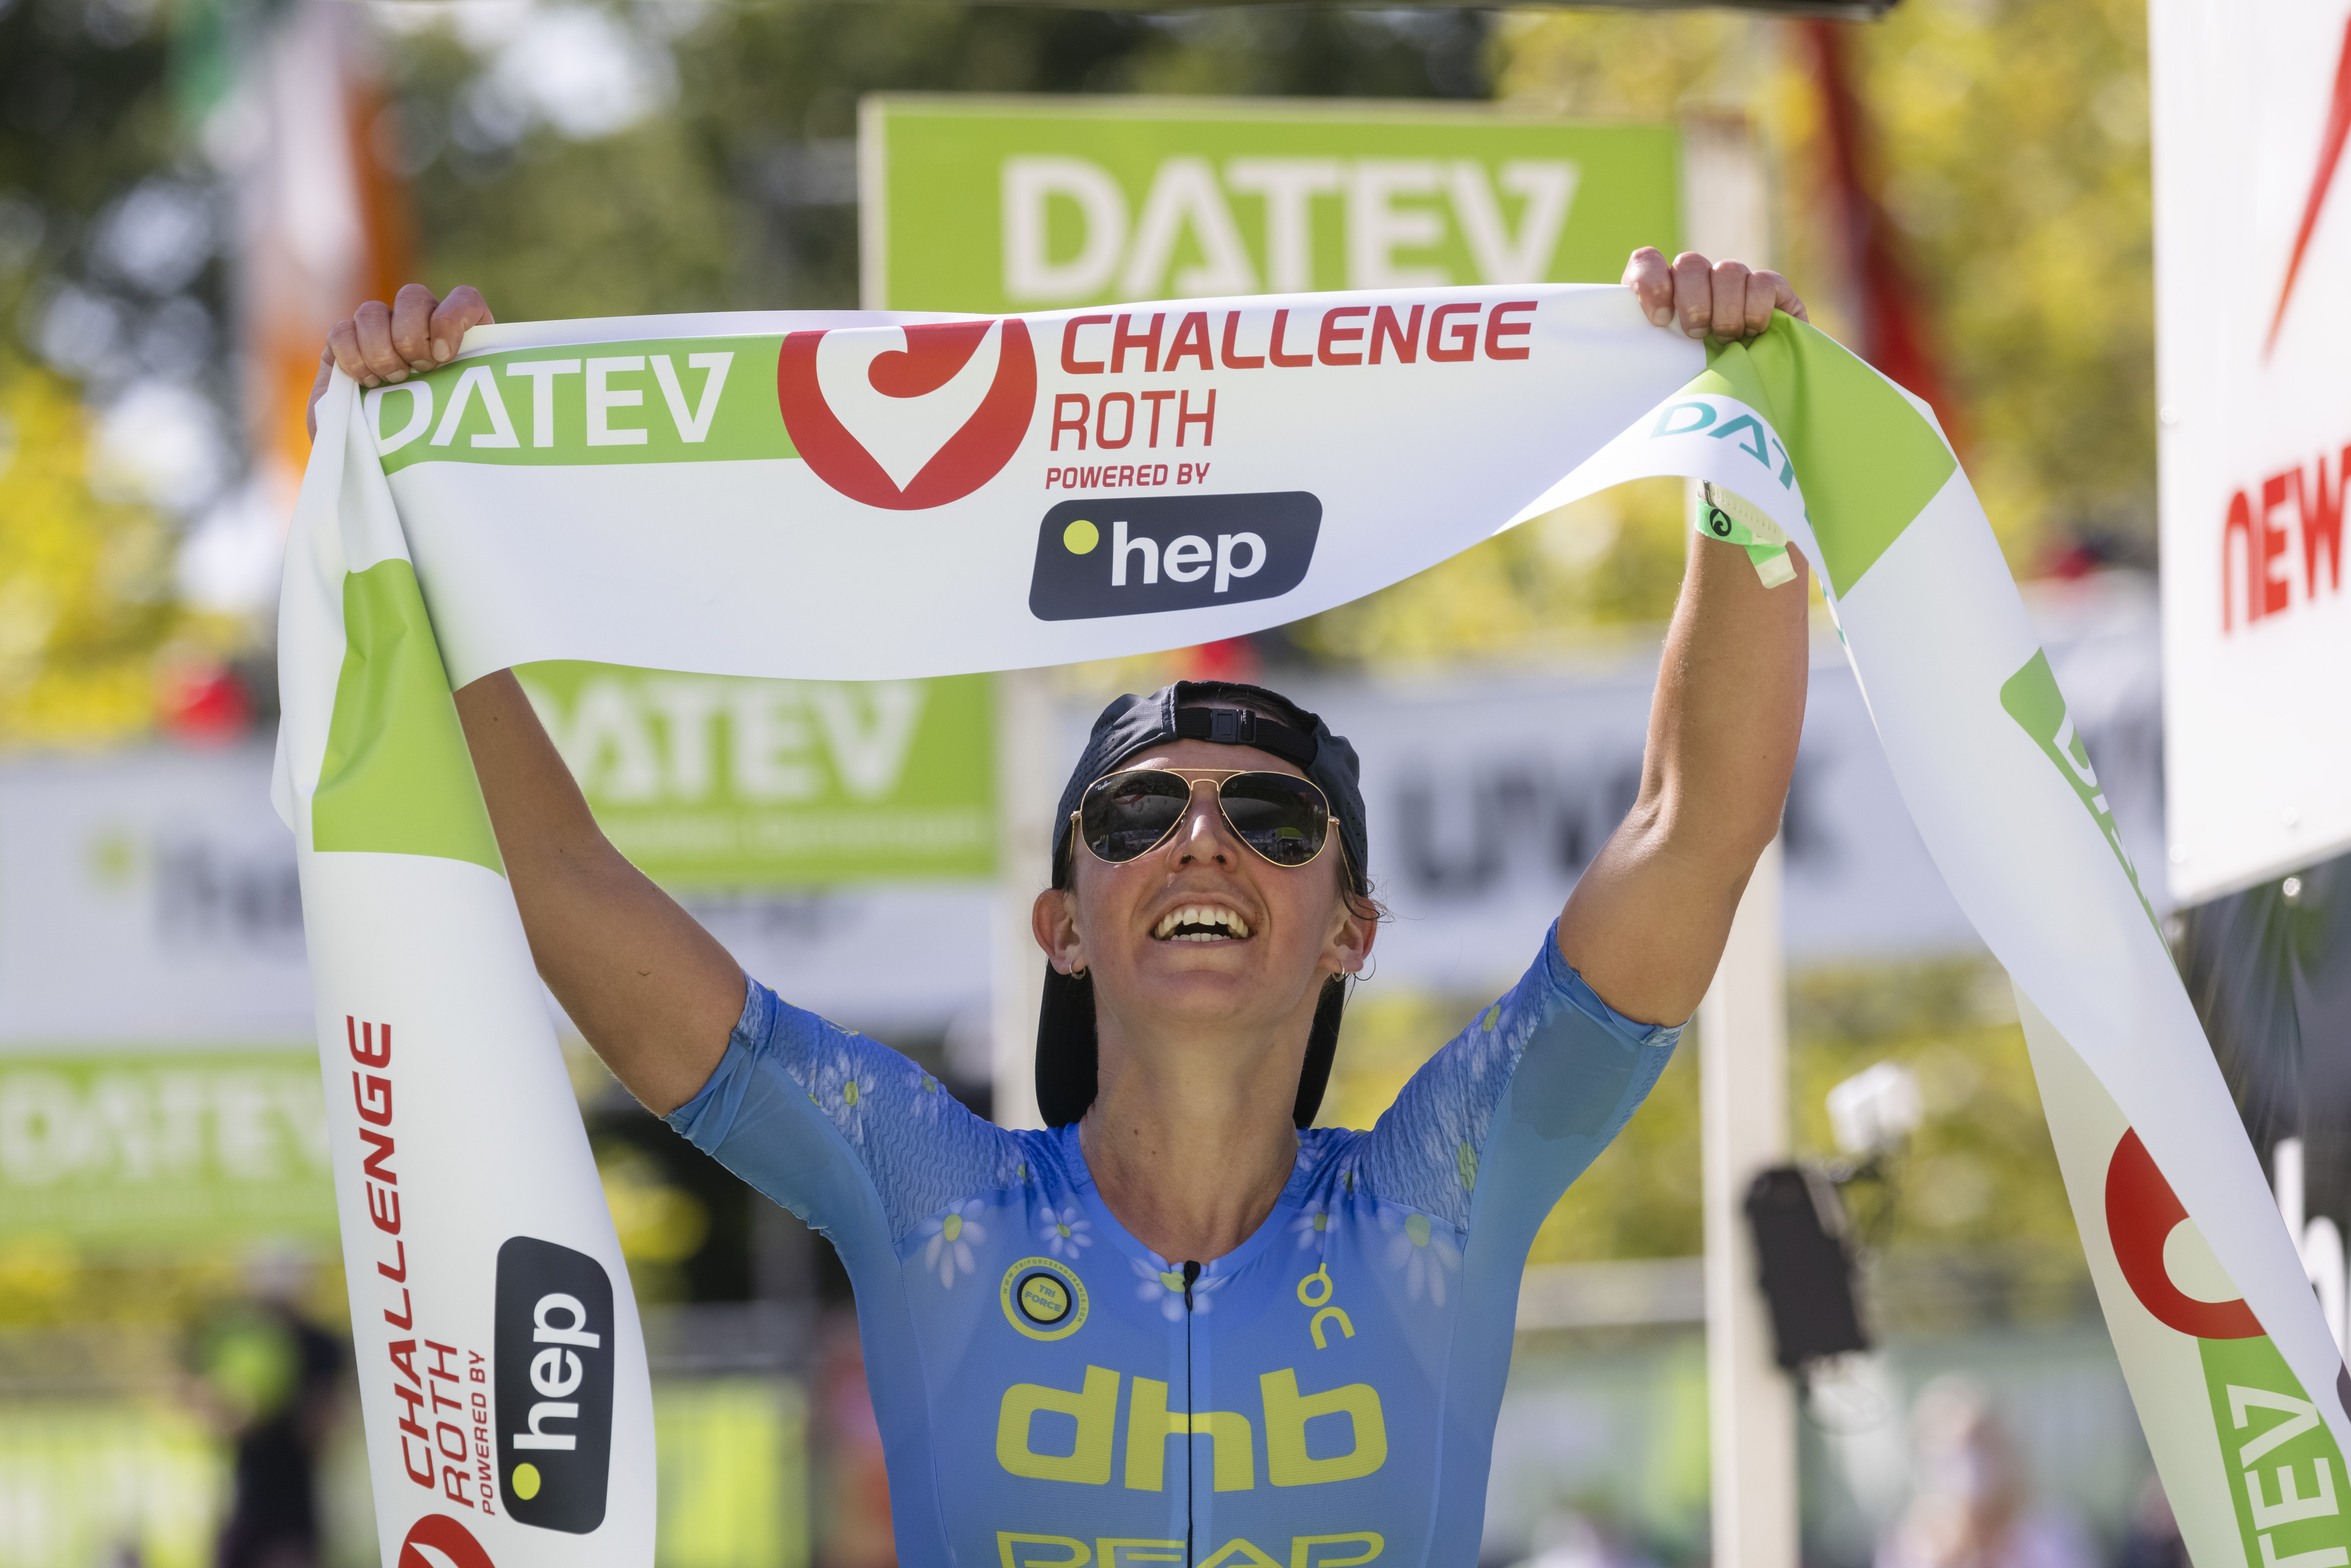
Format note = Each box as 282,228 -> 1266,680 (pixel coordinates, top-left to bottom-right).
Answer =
1147,584 -> 2164,993
2153,1 -> 2351,900
0,746 -> 988,1049
283,287 -> 2334,1568
0,747 -> 312,1045
0,593 -> 2162,1057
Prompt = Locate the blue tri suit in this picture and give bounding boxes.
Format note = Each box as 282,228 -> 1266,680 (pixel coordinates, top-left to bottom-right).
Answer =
664,926 -> 1680,1568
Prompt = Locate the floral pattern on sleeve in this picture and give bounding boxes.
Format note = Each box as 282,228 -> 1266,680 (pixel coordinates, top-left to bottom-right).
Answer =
921,1199 -> 989,1287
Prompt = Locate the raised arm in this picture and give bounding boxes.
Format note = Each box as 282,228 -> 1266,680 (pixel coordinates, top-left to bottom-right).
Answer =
315,285 -> 744,1113
1554,250 -> 1812,1027
453,671 -> 745,1114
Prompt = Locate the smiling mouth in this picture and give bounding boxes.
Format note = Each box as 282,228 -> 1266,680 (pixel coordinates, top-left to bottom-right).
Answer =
1152,905 -> 1253,942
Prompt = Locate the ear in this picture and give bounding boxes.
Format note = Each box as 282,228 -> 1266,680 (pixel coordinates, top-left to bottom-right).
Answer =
1033,886 -> 1087,976
1325,890 -> 1377,978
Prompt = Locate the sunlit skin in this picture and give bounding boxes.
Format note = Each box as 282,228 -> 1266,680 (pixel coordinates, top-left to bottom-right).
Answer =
1033,739 -> 1375,1263
315,248 -> 1811,1270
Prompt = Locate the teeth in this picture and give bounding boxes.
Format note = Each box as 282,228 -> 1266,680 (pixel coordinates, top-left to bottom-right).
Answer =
1152,905 -> 1251,941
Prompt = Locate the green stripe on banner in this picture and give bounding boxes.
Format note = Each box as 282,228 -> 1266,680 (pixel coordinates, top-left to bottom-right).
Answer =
2198,1334 -> 2351,1568
1999,649 -> 2162,934
1695,317 -> 1957,597
313,559 -> 504,874
373,337 -> 794,474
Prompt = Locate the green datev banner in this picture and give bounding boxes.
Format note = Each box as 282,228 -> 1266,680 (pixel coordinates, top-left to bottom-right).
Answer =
285,289 -> 2345,1568
515,664 -> 994,888
0,1049 -> 334,1243
860,96 -> 1679,312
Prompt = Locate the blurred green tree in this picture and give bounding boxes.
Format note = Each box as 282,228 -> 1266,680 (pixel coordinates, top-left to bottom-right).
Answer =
0,0 -> 223,364
387,3 -> 1492,320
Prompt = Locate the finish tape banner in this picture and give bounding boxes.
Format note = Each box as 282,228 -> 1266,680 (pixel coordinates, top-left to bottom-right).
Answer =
279,287 -> 2339,1568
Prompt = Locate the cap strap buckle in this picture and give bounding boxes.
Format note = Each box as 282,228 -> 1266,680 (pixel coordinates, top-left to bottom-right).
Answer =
1174,705 -> 1315,767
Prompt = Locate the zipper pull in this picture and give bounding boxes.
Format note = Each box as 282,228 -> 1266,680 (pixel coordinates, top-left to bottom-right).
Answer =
1182,1260 -> 1201,1311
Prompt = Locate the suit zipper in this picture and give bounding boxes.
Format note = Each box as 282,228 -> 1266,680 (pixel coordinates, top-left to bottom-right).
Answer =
1182,1261 -> 1201,1568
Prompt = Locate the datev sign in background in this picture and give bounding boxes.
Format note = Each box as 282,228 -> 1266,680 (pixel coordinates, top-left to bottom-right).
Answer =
859,95 -> 1680,313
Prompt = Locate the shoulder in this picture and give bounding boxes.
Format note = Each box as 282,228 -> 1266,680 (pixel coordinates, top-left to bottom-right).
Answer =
1348,926 -> 1679,1221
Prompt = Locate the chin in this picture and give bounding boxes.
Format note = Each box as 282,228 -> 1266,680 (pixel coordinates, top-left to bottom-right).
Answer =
1130,959 -> 1263,1007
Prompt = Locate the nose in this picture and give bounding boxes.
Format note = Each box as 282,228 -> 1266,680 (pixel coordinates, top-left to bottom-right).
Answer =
1172,779 -> 1239,866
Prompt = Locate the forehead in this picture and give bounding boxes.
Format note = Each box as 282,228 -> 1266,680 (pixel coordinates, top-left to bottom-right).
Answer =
1108,737 -> 1307,780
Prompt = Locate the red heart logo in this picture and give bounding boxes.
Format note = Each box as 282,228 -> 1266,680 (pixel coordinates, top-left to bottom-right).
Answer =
866,320 -> 994,399
2105,1127 -> 2263,1339
777,318 -> 1037,511
399,1515 -> 495,1568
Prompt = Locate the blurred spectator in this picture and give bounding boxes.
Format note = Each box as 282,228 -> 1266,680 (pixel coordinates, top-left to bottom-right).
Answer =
2117,1477 -> 2188,1568
188,1255 -> 344,1568
812,1320 -> 895,1568
1876,1377 -> 2096,1568
1511,1507 -> 1662,1568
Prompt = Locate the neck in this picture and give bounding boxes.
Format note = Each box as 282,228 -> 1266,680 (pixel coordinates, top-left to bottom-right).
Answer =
1078,1012 -> 1306,1265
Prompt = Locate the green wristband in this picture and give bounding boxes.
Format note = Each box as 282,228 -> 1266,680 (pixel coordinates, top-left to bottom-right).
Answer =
1693,482 -> 1797,588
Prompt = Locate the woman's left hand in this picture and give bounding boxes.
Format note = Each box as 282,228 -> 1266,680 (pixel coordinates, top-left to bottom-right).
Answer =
1623,247 -> 1807,342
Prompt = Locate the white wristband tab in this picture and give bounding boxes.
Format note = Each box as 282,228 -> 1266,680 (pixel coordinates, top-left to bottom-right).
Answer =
1693,481 -> 1798,588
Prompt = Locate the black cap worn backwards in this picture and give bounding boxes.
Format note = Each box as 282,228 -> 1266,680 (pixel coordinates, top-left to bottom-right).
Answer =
1037,680 -> 1369,1131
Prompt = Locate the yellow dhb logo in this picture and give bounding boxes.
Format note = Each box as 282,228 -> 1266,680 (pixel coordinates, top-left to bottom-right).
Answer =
995,1364 -> 1386,1490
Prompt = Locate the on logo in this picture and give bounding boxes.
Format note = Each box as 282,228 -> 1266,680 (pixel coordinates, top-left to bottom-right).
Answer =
777,319 -> 1037,509
494,1237 -> 616,1535
1029,493 -> 1320,622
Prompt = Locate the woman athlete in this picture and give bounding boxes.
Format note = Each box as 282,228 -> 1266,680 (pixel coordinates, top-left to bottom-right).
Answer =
312,250 -> 1811,1568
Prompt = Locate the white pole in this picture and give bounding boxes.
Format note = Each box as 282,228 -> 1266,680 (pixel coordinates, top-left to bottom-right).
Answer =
1700,837 -> 1796,1568
1679,109 -> 1798,1568
991,667 -> 1053,1129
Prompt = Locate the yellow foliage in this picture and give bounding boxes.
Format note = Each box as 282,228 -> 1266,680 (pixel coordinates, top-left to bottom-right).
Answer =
1493,8 -> 1773,121
0,360 -> 186,747
1813,0 -> 2155,559
1279,0 -> 2158,668
1494,0 -> 2156,572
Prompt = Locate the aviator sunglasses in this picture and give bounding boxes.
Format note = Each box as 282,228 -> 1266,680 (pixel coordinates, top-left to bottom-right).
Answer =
1074,767 -> 1336,870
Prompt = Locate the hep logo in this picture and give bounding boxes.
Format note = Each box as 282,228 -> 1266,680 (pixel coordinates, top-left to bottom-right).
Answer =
1028,493 -> 1321,622
777,319 -> 1036,509
494,1237 -> 616,1535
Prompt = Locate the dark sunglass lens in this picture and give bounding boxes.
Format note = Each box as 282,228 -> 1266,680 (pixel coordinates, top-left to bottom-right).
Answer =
1219,774 -> 1327,866
1081,772 -> 1191,863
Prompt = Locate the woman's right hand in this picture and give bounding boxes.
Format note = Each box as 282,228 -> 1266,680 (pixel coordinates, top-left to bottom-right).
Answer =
307,283 -> 496,441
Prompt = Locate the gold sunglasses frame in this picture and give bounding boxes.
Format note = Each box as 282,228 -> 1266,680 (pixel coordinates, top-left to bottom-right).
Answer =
1069,766 -> 1341,872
